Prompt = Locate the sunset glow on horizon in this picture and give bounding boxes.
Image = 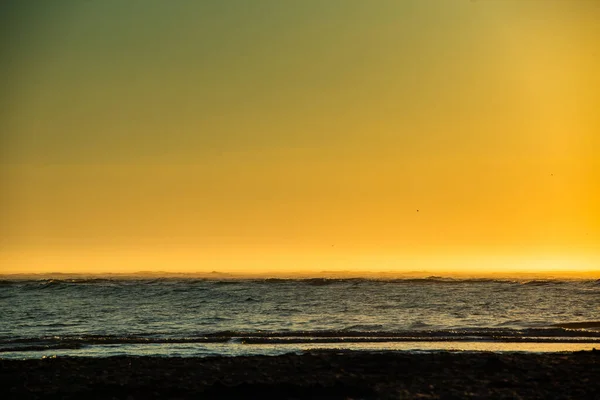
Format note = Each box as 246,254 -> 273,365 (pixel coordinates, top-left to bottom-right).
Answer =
1,1 -> 598,276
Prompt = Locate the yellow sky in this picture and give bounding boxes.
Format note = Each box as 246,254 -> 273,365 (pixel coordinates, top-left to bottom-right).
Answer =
1,1 -> 598,274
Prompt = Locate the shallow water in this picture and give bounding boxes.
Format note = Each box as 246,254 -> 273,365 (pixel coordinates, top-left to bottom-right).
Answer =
1,277 -> 598,358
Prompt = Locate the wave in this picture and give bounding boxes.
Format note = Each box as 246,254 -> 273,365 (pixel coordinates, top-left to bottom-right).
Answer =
3,326 -> 600,353
0,280 -> 23,286
1,277 -> 597,294
521,280 -> 569,286
553,321 -> 600,330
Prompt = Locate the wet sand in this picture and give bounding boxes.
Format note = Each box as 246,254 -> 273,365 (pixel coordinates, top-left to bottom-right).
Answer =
1,350 -> 598,399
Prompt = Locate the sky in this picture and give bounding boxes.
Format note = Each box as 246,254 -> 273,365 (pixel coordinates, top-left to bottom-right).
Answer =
1,0 -> 599,275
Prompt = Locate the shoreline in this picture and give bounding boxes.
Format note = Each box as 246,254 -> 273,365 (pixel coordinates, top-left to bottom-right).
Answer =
2,341 -> 599,360
2,350 -> 598,399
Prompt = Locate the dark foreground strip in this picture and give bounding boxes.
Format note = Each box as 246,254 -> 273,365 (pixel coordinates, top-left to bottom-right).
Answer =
1,350 -> 599,399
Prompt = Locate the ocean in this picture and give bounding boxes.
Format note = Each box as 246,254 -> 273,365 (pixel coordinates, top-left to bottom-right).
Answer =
1,277 -> 599,359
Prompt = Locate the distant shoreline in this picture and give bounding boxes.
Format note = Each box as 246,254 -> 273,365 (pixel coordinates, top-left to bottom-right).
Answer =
2,350 -> 599,399
1,269 -> 599,280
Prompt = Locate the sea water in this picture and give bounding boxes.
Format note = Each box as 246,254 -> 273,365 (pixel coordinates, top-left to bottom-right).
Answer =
1,277 -> 598,358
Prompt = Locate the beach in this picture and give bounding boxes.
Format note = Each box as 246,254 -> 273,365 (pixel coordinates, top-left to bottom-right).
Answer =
2,350 -> 599,399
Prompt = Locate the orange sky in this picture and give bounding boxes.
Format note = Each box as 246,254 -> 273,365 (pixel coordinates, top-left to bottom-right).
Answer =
1,1 -> 598,275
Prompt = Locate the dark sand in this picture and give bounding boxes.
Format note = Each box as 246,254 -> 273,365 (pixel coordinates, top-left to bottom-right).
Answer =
1,350 -> 598,399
